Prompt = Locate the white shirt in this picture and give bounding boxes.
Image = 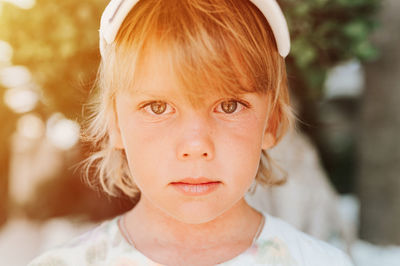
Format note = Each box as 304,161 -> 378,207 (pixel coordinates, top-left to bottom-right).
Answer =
28,211 -> 354,266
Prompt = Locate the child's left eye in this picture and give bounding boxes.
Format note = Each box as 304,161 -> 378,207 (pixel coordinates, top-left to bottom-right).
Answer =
141,101 -> 174,115
215,99 -> 249,114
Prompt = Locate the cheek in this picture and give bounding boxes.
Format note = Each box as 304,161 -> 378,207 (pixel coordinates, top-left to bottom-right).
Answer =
216,118 -> 264,181
118,121 -> 174,185
220,114 -> 265,157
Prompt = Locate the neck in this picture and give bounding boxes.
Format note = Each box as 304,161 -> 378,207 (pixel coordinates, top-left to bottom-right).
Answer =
124,196 -> 263,250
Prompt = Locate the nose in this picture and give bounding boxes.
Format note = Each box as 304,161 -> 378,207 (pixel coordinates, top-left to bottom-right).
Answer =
176,115 -> 215,161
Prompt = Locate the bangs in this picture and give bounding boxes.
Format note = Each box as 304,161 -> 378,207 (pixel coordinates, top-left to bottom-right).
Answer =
109,0 -> 282,108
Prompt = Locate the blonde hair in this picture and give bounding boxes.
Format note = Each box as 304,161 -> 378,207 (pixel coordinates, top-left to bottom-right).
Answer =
83,0 -> 295,197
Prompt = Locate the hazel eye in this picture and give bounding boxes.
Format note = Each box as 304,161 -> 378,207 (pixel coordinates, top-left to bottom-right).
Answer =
217,99 -> 249,114
221,100 -> 238,114
150,102 -> 166,114
142,101 -> 172,115
216,99 -> 250,115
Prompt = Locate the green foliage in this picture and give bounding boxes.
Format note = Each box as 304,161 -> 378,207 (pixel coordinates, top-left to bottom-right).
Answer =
281,0 -> 380,96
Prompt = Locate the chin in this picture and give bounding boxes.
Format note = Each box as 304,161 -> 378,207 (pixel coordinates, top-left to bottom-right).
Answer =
164,201 -> 230,224
162,196 -> 244,225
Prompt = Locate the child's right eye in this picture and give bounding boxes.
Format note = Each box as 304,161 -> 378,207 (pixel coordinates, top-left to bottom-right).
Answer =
140,101 -> 174,115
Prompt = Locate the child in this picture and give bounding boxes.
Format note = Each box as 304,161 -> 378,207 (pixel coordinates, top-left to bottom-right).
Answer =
29,0 -> 354,265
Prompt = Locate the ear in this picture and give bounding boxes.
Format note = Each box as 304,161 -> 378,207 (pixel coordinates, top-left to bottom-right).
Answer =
109,101 -> 124,149
261,132 -> 276,150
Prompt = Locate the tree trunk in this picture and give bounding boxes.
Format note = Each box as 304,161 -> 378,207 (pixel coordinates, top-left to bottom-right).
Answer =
357,0 -> 400,245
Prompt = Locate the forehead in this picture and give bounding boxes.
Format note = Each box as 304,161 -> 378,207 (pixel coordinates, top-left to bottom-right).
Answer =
131,46 -> 180,97
122,40 -> 259,108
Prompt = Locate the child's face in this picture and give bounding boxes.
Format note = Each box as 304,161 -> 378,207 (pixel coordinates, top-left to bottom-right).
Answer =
112,50 -> 275,224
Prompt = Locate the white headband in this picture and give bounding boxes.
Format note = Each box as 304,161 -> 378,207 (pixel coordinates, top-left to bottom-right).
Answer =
99,0 -> 290,58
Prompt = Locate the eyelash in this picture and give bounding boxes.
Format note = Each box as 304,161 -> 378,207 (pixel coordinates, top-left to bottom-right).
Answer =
139,98 -> 251,116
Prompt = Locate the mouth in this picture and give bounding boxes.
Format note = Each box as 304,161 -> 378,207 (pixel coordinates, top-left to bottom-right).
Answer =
170,177 -> 222,196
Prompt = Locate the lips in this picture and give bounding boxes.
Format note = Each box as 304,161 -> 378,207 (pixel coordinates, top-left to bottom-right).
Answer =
172,177 -> 218,184
170,177 -> 221,196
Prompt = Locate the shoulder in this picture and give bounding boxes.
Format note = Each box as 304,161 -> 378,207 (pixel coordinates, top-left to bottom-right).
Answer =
257,212 -> 354,266
28,216 -> 124,266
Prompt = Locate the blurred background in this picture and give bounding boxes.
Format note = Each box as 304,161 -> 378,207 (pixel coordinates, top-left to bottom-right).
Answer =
0,0 -> 399,265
